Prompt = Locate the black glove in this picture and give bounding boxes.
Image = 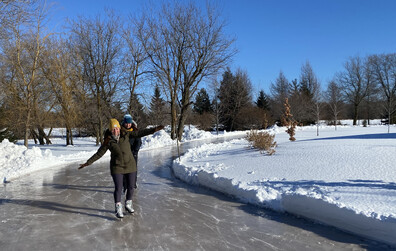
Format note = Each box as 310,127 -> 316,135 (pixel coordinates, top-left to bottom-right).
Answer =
78,163 -> 89,169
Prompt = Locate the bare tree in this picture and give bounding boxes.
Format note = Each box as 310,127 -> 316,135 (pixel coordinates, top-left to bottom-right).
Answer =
313,91 -> 324,136
135,1 -> 235,140
0,0 -> 38,41
122,18 -> 150,114
326,80 -> 344,130
69,11 -> 123,145
336,56 -> 369,125
0,1 -> 52,146
41,36 -> 81,145
362,57 -> 378,126
369,53 -> 396,133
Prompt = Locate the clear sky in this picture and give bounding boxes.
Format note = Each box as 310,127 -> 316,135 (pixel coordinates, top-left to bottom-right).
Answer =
49,0 -> 396,96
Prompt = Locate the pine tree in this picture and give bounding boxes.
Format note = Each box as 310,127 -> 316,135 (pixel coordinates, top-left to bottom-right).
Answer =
193,88 -> 213,115
256,90 -> 270,110
128,93 -> 148,127
149,86 -> 168,126
218,68 -> 252,131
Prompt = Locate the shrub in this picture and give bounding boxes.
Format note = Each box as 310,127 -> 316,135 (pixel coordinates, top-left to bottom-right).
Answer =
281,98 -> 297,141
246,130 -> 277,155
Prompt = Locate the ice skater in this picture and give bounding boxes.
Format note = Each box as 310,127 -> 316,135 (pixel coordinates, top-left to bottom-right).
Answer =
79,118 -> 163,218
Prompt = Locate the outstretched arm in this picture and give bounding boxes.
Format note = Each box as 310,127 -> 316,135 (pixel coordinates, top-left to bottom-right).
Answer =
77,143 -> 110,170
129,125 -> 164,138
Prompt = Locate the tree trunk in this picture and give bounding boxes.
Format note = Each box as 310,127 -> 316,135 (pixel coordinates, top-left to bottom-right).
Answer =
98,116 -> 103,145
177,89 -> 192,140
30,129 -> 38,145
24,109 -> 31,147
66,128 -> 70,145
177,105 -> 188,141
66,126 -> 72,145
70,129 -> 74,145
170,94 -> 178,140
334,114 -> 337,131
37,126 -> 46,145
388,99 -> 391,133
353,104 -> 358,125
45,128 -> 53,145
95,128 -> 100,146
96,87 -> 103,146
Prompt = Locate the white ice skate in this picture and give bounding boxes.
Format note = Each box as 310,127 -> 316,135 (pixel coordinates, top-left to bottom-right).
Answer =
115,202 -> 124,218
125,200 -> 134,214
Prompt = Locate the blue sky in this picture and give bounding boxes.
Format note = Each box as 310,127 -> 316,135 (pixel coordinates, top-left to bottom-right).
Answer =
49,0 -> 396,96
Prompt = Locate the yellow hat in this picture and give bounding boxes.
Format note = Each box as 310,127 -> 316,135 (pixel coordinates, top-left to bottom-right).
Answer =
109,119 -> 120,131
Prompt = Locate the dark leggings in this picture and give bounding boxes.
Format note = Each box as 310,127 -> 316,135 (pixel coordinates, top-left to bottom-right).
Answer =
123,155 -> 138,189
111,172 -> 136,203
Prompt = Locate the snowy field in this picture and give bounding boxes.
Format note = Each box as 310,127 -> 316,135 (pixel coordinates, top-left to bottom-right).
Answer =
173,123 -> 396,247
1,121 -> 395,247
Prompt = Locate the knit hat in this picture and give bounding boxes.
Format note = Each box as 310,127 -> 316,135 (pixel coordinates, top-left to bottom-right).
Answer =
109,119 -> 120,131
123,114 -> 133,124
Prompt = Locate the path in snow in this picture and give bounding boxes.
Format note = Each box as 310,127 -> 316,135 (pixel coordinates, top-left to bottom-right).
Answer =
0,138 -> 388,250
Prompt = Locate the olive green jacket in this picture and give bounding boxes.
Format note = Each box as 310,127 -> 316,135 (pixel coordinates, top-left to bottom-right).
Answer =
86,127 -> 156,174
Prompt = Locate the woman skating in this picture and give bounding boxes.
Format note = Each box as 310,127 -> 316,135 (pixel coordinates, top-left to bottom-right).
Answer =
79,118 -> 163,218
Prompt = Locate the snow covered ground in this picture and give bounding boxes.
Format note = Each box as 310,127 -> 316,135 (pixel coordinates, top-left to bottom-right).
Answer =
1,121 -> 395,247
173,124 -> 396,247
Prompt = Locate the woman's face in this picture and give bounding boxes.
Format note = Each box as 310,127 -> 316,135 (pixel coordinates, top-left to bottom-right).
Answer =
112,127 -> 120,136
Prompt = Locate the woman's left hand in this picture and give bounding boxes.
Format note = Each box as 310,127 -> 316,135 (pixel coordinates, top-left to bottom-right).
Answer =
78,163 -> 89,169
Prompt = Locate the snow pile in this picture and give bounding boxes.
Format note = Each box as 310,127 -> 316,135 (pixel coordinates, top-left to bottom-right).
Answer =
141,130 -> 174,149
173,125 -> 396,246
141,125 -> 246,148
181,125 -> 214,141
0,139 -> 65,183
2,125 -> 223,181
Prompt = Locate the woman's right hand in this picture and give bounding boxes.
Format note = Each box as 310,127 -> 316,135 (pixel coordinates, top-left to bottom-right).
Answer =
78,163 -> 89,169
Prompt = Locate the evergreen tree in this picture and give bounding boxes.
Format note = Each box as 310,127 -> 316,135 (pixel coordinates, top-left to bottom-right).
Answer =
128,93 -> 148,127
149,86 -> 168,126
218,68 -> 252,131
270,71 -> 290,122
298,61 -> 321,125
256,90 -> 270,110
193,88 -> 212,114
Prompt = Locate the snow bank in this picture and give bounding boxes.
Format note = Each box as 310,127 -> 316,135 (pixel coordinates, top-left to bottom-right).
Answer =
172,125 -> 396,247
1,125 -> 245,182
0,139 -> 65,183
